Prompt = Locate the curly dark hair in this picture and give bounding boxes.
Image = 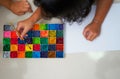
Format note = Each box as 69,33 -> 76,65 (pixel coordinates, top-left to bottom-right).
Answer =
34,0 -> 95,23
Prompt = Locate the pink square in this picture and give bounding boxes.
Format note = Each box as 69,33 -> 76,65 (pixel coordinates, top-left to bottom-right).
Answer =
4,31 -> 11,38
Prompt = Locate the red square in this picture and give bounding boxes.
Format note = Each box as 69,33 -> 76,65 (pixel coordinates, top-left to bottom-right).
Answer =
33,44 -> 40,51
56,38 -> 63,44
10,51 -> 17,58
11,38 -> 18,44
11,31 -> 18,38
56,44 -> 63,51
18,44 -> 25,51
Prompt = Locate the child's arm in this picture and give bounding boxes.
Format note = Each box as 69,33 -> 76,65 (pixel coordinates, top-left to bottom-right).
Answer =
17,7 -> 42,39
83,0 -> 113,41
0,0 -> 32,15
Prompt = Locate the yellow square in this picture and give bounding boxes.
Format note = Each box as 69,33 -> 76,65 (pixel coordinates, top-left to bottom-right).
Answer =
25,44 -> 33,51
49,37 -> 56,44
11,44 -> 18,51
49,30 -> 56,37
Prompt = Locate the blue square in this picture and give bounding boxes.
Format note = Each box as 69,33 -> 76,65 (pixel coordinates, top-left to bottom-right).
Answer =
18,38 -> 26,44
48,24 -> 57,30
41,51 -> 48,58
41,45 -> 48,51
4,25 -> 12,31
25,37 -> 32,44
32,51 -> 41,58
27,31 -> 32,37
32,31 -> 40,37
48,45 -> 56,51
57,24 -> 63,30
56,51 -> 64,58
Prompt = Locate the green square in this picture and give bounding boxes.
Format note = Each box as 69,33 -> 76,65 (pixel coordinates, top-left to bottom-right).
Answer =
25,51 -> 32,58
33,37 -> 40,44
41,45 -> 48,51
40,24 -> 48,30
3,44 -> 10,51
3,38 -> 10,44
57,30 -> 63,37
40,38 -> 48,44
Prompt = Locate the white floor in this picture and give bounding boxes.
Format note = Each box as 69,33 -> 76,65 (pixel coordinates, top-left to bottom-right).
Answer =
0,1 -> 120,79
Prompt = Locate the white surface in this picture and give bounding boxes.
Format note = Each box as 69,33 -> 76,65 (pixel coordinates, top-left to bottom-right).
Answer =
1,51 -> 120,79
65,3 -> 120,53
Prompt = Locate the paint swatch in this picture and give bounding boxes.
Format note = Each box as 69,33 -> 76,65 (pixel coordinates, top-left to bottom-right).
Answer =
3,24 -> 64,58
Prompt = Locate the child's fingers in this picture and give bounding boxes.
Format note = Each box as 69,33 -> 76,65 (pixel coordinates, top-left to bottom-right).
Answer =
21,28 -> 29,39
90,34 -> 97,41
86,32 -> 93,40
83,28 -> 89,38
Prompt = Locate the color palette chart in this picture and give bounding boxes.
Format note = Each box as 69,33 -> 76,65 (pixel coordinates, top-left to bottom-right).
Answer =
3,24 -> 64,58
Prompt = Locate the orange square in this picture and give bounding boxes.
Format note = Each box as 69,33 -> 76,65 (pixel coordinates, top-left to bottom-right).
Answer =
40,31 -> 49,37
49,37 -> 56,44
11,44 -> 18,51
32,24 -> 40,30
17,51 -> 25,58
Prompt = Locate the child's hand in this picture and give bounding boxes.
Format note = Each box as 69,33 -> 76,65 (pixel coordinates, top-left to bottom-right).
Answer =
83,22 -> 101,41
17,19 -> 34,39
9,0 -> 33,15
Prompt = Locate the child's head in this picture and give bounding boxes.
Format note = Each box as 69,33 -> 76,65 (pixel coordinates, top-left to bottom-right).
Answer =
34,0 -> 94,23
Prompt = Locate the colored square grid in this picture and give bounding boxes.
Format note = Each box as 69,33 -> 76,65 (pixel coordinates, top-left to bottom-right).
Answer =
3,24 -> 64,58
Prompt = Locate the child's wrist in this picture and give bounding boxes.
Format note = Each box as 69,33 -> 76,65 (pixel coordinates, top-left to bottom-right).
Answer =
92,19 -> 102,26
